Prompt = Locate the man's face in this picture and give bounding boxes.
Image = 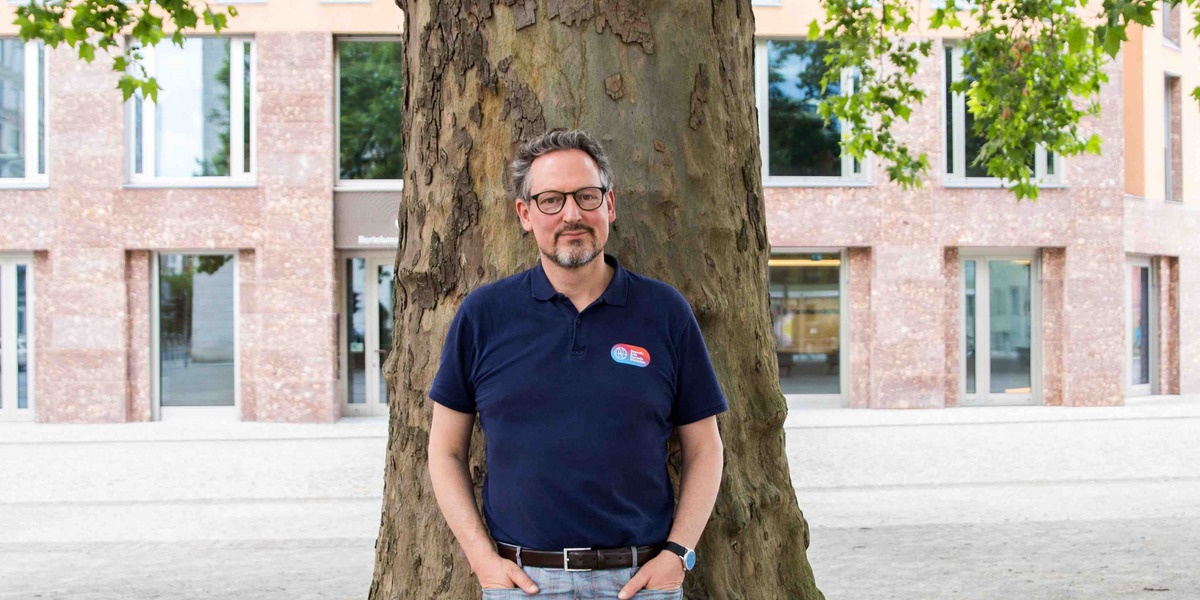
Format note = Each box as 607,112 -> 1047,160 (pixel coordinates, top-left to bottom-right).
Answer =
516,149 -> 616,269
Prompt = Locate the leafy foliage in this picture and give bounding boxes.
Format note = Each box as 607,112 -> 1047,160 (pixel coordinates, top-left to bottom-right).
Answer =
811,0 -> 1172,200
338,41 -> 405,181
13,0 -> 237,102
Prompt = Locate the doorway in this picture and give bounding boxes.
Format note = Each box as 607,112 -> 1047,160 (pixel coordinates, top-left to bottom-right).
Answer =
0,255 -> 35,422
1126,256 -> 1158,396
960,250 -> 1042,406
340,254 -> 394,416
151,252 -> 239,421
768,249 -> 849,407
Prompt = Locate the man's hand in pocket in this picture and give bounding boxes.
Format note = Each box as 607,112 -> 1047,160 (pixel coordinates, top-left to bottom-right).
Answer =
475,554 -> 539,594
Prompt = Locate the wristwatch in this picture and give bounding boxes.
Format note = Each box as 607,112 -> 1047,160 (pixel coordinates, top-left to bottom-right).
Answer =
663,541 -> 696,570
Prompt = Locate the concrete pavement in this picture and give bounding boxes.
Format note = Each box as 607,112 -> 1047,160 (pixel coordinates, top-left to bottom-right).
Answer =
2,398 -> 1198,598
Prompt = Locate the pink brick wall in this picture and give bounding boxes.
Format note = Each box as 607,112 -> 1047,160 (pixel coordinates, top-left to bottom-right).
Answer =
2,34 -> 341,423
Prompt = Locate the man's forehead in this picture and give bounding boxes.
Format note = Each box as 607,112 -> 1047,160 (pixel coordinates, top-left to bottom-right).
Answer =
528,149 -> 603,190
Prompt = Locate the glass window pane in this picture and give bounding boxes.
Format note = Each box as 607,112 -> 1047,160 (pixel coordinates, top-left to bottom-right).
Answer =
1131,266 -> 1151,386
338,40 -> 404,180
17,264 -> 28,409
37,44 -> 44,175
964,260 -> 976,394
767,41 -> 842,177
377,264 -> 394,405
346,259 -> 366,404
769,253 -> 841,394
0,39 -> 26,178
243,41 -> 251,174
159,254 -> 236,407
945,46 -> 954,175
989,260 -> 1031,394
154,38 -> 232,178
956,49 -> 1035,179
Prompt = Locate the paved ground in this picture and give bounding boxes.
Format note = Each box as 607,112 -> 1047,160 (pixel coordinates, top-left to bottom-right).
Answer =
1,397 -> 1198,599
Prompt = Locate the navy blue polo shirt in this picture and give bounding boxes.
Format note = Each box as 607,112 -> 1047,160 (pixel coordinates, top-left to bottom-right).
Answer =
429,253 -> 728,551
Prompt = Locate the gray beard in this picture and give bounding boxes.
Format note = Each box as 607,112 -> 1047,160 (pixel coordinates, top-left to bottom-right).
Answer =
544,240 -> 603,269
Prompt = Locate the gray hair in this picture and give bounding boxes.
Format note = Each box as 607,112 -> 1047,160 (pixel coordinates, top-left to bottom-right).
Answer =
508,129 -> 615,200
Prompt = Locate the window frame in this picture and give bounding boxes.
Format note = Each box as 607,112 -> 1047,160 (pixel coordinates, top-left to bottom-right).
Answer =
0,39 -> 48,189
0,253 -> 37,422
124,36 -> 256,188
755,38 -> 872,188
942,43 -> 1063,188
334,35 -> 405,192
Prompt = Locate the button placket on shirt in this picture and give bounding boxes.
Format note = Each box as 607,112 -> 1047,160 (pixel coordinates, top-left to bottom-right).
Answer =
556,294 -> 602,356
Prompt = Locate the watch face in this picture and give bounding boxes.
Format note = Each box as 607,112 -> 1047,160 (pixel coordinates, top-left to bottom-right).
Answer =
684,550 -> 696,570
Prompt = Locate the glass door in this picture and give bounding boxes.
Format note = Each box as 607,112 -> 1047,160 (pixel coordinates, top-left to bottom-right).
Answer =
0,256 -> 34,422
961,251 -> 1041,406
1126,257 -> 1157,396
342,255 -> 394,416
153,252 -> 238,420
768,250 -> 847,406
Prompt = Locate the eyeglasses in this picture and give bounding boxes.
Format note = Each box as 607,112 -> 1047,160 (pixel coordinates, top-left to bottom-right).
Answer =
528,186 -> 607,215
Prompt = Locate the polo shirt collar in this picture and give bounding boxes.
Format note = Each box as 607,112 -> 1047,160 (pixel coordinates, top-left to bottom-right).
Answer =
530,253 -> 629,306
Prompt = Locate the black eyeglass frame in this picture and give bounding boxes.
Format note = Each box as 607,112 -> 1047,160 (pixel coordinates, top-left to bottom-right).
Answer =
527,186 -> 609,215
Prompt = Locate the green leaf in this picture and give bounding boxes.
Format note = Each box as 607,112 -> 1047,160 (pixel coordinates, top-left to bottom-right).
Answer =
117,75 -> 140,101
1068,23 -> 1087,54
807,19 -> 821,41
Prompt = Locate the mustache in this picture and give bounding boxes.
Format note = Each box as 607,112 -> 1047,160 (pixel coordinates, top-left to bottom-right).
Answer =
556,225 -> 593,239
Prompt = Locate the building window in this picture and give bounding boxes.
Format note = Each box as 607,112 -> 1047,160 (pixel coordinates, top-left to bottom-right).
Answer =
1163,2 -> 1181,46
336,38 -> 404,190
0,39 -> 47,185
0,256 -> 35,422
769,252 -> 843,396
1164,75 -> 1182,203
755,40 -> 866,186
127,38 -> 254,185
944,45 -> 1059,186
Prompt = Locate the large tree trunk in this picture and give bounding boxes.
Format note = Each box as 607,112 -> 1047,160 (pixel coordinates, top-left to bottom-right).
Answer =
371,1 -> 823,598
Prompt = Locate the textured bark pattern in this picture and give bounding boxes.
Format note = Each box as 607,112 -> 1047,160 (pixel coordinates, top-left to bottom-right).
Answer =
371,1 -> 824,598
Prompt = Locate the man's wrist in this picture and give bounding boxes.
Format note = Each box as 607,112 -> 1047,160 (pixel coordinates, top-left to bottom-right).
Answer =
663,540 -> 696,570
464,542 -> 502,571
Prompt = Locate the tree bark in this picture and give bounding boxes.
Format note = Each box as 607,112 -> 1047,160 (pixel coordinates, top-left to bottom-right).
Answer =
371,1 -> 824,598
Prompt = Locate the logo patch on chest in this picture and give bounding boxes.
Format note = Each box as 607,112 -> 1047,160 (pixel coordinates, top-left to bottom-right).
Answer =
610,343 -> 650,368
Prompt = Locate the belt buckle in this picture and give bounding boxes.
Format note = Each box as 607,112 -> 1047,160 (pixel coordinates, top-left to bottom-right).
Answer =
562,547 -> 592,571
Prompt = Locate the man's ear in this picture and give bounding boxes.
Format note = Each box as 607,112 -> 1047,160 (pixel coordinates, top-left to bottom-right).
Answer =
606,190 -> 616,223
515,199 -> 533,232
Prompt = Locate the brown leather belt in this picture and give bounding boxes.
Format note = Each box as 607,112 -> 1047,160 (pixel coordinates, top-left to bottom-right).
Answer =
497,542 -> 665,571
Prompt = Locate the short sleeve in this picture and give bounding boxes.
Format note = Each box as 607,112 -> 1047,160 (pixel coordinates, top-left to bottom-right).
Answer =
428,304 -> 478,414
671,304 -> 729,426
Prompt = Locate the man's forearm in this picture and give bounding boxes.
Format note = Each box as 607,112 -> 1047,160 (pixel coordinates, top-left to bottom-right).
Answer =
665,444 -> 724,549
428,452 -> 498,569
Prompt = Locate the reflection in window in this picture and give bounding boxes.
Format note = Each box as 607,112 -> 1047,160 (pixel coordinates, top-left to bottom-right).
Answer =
338,40 -> 404,181
989,260 -> 1031,394
130,38 -> 253,181
0,39 -> 46,180
346,259 -> 366,404
944,45 -> 1054,182
965,260 -> 976,394
377,264 -> 394,405
1131,266 -> 1151,386
159,254 -> 236,407
17,264 -> 28,409
766,41 -> 860,179
769,253 -> 841,395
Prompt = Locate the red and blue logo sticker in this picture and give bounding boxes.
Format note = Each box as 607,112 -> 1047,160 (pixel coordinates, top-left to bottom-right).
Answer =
611,343 -> 650,368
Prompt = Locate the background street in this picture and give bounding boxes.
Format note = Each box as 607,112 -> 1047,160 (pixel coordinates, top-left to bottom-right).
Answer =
2,397 -> 1198,599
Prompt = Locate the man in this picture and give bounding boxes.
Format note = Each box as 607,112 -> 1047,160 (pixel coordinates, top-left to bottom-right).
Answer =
427,129 -> 726,599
